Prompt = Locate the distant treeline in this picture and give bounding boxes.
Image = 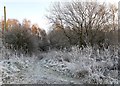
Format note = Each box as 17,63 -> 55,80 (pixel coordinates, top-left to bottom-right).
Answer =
1,1 -> 119,55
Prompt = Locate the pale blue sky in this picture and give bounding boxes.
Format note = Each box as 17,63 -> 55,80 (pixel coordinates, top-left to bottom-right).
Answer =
0,0 -> 119,31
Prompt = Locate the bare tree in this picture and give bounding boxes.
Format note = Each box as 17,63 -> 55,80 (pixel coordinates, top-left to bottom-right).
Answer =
47,1 -> 117,48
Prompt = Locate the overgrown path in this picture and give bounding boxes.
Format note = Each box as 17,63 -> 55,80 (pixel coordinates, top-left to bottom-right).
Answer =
24,60 -> 82,84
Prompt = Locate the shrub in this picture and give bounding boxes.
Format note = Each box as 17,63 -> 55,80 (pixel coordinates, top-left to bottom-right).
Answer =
3,27 -> 39,55
48,30 -> 71,50
74,70 -> 89,79
38,37 -> 50,52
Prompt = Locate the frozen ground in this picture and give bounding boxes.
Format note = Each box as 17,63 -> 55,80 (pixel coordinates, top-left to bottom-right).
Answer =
0,46 -> 119,84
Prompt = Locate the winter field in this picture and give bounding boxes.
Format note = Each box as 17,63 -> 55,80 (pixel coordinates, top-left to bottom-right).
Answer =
0,46 -> 119,84
0,0 -> 119,85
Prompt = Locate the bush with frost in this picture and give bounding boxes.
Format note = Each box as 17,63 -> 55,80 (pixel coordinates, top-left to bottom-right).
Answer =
2,27 -> 39,55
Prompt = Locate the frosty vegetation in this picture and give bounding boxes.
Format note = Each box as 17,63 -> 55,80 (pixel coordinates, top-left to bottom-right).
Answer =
0,1 -> 119,85
0,46 -> 119,84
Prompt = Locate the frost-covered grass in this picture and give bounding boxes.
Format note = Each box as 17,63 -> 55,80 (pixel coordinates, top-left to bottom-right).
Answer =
0,46 -> 119,84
